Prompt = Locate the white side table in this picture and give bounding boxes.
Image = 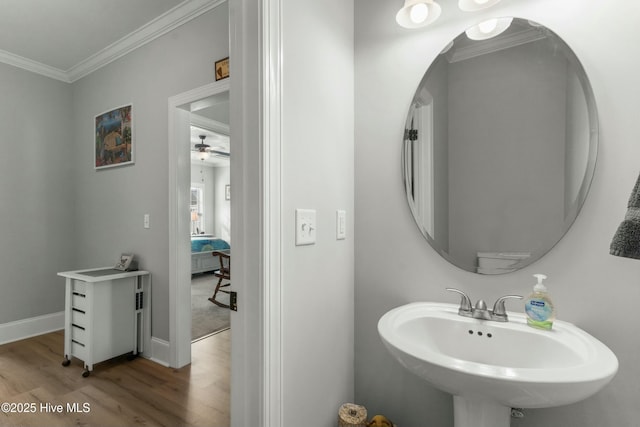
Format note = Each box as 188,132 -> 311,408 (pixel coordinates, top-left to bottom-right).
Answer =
57,268 -> 151,377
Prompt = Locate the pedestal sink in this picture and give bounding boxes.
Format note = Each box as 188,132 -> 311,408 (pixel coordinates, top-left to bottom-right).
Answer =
378,302 -> 618,427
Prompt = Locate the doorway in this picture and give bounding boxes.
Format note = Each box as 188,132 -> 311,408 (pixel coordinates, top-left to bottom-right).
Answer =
168,79 -> 231,368
168,2 -> 285,423
188,95 -> 231,341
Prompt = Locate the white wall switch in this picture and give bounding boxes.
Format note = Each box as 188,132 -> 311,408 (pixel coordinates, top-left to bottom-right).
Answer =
295,209 -> 316,245
336,210 -> 346,240
144,214 -> 150,229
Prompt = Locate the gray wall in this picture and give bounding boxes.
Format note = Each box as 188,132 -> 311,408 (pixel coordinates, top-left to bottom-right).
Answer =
70,4 -> 229,341
213,166 -> 230,241
190,163 -> 220,237
355,0 -> 640,426
447,40 -> 566,268
426,56 -> 450,250
0,62 -> 74,323
280,0 -> 355,424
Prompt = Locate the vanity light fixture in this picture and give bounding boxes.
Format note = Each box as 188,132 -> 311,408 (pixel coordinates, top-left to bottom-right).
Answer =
397,0 -> 503,30
465,17 -> 513,40
396,0 -> 442,29
458,0 -> 502,12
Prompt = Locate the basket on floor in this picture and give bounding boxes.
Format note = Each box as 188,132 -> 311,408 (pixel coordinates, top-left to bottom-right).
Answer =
338,403 -> 367,427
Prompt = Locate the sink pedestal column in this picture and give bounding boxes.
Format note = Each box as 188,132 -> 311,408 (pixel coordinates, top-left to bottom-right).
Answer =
453,396 -> 511,427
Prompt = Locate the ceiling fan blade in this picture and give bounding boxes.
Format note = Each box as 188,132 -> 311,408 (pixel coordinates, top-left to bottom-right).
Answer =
210,150 -> 230,157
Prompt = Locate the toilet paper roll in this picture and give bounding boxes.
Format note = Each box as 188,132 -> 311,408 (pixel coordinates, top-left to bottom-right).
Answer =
338,403 -> 367,427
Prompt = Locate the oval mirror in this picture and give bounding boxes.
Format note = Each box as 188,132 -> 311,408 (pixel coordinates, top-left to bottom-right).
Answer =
402,18 -> 598,275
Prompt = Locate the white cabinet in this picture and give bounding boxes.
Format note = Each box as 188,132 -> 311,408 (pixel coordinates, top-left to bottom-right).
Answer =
57,268 -> 151,377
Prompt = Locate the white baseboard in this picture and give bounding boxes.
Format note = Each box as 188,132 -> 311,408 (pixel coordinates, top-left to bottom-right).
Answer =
0,313 -> 171,369
0,311 -> 64,345
149,337 -> 170,367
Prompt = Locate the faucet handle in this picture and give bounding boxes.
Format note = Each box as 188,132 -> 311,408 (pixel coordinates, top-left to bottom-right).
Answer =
446,288 -> 472,315
491,295 -> 523,320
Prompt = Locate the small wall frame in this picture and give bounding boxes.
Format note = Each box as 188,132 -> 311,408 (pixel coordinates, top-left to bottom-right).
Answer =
95,104 -> 134,169
215,57 -> 229,81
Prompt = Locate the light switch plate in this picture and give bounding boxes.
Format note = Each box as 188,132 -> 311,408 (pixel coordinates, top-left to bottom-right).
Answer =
295,209 -> 316,246
336,210 -> 346,240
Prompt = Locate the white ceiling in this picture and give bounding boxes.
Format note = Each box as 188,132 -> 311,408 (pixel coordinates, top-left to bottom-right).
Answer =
0,0 -> 223,82
190,91 -> 230,167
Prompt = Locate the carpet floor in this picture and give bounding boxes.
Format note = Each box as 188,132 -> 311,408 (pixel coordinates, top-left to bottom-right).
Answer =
191,272 -> 230,341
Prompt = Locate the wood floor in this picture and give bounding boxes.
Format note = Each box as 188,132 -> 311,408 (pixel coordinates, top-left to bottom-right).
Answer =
0,329 -> 230,427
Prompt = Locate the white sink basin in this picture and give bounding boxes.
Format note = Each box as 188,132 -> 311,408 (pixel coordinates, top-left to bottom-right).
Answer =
378,302 -> 618,427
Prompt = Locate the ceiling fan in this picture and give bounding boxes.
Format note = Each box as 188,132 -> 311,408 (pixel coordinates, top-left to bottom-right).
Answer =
194,134 -> 209,152
192,134 -> 230,158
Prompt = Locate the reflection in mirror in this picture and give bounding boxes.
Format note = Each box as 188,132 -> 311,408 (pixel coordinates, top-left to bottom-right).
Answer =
402,18 -> 598,275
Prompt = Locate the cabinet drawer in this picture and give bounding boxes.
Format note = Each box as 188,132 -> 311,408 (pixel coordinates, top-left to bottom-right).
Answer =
71,341 -> 86,360
71,309 -> 87,328
71,325 -> 86,344
71,280 -> 86,294
71,293 -> 87,310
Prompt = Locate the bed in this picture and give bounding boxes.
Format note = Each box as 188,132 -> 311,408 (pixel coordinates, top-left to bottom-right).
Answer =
191,235 -> 231,275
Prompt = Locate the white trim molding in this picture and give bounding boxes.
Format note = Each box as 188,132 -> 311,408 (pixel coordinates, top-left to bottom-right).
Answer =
0,49 -> 69,82
168,79 -> 231,370
0,312 -> 64,345
191,115 -> 230,136
0,0 -> 226,83
67,0 -> 227,82
262,0 -> 283,425
149,337 -> 171,367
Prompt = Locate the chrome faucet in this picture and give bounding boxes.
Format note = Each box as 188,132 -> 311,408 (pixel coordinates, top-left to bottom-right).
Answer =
446,288 -> 522,322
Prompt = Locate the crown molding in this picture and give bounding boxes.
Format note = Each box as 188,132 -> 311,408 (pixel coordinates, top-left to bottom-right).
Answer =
67,0 -> 226,82
191,115 -> 230,136
0,0 -> 226,83
0,49 -> 70,82
448,27 -> 545,63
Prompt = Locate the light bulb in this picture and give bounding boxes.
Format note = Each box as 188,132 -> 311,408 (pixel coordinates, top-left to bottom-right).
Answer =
409,3 -> 429,24
478,18 -> 498,34
465,17 -> 512,40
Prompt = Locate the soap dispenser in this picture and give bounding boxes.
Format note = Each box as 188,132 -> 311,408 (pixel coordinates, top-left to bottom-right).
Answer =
524,274 -> 556,330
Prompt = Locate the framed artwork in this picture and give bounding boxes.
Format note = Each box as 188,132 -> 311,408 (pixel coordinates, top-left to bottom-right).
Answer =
95,104 -> 133,169
225,184 -> 231,201
215,57 -> 229,81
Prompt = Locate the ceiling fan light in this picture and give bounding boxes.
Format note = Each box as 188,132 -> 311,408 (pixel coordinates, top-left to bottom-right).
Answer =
458,0 -> 502,12
396,0 -> 441,29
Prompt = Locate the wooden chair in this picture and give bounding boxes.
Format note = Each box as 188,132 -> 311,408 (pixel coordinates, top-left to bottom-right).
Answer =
208,251 -> 231,308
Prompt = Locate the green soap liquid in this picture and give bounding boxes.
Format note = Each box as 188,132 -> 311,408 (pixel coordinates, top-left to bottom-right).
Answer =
527,318 -> 553,330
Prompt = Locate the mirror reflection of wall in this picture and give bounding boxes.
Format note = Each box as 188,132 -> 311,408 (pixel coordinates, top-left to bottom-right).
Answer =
403,18 -> 597,274
448,37 -> 567,269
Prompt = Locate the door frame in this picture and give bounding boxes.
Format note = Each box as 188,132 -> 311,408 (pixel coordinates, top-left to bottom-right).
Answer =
226,0 -> 283,425
168,0 -> 284,425
168,78 -> 231,369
